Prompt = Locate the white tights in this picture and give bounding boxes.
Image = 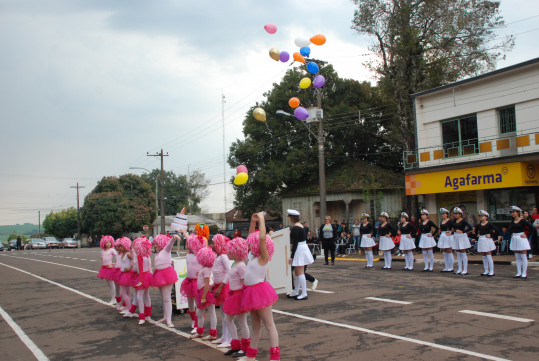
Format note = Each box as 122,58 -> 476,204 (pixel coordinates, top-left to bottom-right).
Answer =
136,288 -> 151,314
114,281 -> 121,297
250,306 -> 278,349
365,251 -> 373,267
383,251 -> 392,268
197,304 -> 217,330
159,284 -> 173,323
106,280 -> 116,300
224,312 -> 250,340
120,286 -> 131,309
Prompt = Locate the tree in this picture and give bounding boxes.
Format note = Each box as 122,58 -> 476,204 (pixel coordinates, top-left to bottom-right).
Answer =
43,208 -> 78,239
80,174 -> 157,237
351,0 -> 514,150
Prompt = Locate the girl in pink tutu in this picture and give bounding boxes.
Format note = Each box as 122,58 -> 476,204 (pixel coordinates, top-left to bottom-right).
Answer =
152,234 -> 178,328
133,237 -> 153,325
180,233 -> 205,332
191,246 -> 218,340
210,234 -> 232,347
222,237 -> 250,357
241,212 -> 280,361
96,235 -> 118,305
113,238 -> 124,311
116,237 -> 136,316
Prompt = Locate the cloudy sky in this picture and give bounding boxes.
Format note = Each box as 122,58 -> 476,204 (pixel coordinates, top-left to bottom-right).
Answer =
1,0 -> 538,225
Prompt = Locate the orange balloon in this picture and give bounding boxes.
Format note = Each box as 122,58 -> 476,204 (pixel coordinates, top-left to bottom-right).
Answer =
293,52 -> 306,64
310,34 -> 326,46
288,97 -> 300,108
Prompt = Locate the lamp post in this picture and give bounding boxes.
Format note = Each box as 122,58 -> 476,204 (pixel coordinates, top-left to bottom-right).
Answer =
129,166 -> 159,217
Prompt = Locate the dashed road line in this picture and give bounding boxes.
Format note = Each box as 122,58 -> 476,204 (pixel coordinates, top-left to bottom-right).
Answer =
459,310 -> 534,323
365,296 -> 412,305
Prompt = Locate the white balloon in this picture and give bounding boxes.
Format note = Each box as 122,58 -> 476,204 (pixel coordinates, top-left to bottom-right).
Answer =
294,37 -> 311,48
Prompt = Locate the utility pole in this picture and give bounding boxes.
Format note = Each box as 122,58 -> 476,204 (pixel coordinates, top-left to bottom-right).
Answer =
70,183 -> 85,239
316,90 -> 326,223
148,149 -> 169,233
222,93 -> 227,214
38,211 -> 41,237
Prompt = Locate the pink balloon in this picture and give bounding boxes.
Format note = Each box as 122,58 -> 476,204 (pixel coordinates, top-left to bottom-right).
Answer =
237,165 -> 248,175
264,24 -> 277,34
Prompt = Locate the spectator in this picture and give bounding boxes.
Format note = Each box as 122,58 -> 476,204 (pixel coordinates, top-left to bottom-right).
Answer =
303,222 -> 310,236
306,231 -> 318,257
319,216 -> 337,265
278,223 -> 283,230
334,220 -> 342,234
533,216 -> 539,255
269,226 -> 275,235
336,232 -> 348,257
500,226 -> 511,254
87,235 -> 93,248
341,221 -> 348,235
233,228 -> 242,238
16,235 -> 22,251
350,219 -> 361,251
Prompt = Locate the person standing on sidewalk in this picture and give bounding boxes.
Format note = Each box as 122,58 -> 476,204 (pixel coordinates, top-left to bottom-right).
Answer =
319,216 -> 337,265
16,235 -> 22,251
350,219 -> 361,254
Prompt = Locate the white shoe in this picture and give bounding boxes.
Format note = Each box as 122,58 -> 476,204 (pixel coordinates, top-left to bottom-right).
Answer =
211,338 -> 224,344
156,318 -> 166,323
166,322 -> 175,328
108,299 -> 116,305
138,319 -> 145,325
145,316 -> 152,321
217,342 -> 231,348
123,312 -> 134,318
191,328 -> 197,334
311,279 -> 318,290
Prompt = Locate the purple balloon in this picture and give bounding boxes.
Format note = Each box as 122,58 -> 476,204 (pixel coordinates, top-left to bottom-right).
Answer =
294,106 -> 309,120
279,51 -> 290,62
313,75 -> 325,88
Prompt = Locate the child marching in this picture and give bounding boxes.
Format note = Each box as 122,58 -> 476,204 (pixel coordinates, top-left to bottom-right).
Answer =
133,237 -> 153,325
437,208 -> 454,272
152,234 -> 179,328
191,246 -> 218,340
359,214 -> 375,268
474,210 -> 500,277
287,209 -> 314,301
452,207 -> 473,275
508,205 -> 533,278
211,234 -> 232,347
398,212 -> 417,271
377,212 -> 395,270
96,235 -> 118,305
180,233 -> 205,332
418,210 -> 439,272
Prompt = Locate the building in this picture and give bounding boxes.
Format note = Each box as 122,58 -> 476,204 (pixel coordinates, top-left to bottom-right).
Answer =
225,208 -> 281,235
405,57 -> 539,225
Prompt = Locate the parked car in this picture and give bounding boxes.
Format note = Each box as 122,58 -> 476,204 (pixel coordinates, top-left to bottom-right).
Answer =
8,239 -> 18,250
43,237 -> 61,249
62,238 -> 78,248
0,242 -> 4,251
26,238 -> 46,250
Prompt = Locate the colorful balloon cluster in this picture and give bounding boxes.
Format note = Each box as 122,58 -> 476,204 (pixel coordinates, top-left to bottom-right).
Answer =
234,165 -> 249,186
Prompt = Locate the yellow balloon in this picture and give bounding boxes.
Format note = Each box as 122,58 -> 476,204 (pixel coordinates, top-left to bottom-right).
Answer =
234,172 -> 249,185
253,107 -> 266,121
269,48 -> 280,61
299,77 -> 311,89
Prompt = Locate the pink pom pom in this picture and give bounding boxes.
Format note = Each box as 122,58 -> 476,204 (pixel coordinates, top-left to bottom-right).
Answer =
196,246 -> 217,268
100,235 -> 114,250
133,237 -> 152,257
118,237 -> 131,251
153,234 -> 171,250
247,231 -> 274,260
228,237 -> 248,261
187,234 -> 205,255
212,234 -> 230,255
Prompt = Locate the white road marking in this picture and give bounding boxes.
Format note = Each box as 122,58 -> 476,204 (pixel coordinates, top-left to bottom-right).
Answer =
0,305 -> 49,361
365,296 -> 412,305
459,310 -> 534,323
1,254 -> 97,274
308,289 -> 335,294
272,309 -> 510,361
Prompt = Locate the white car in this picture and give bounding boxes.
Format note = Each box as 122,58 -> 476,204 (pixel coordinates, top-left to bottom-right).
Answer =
43,237 -> 61,249
27,238 -> 46,249
62,238 -> 78,248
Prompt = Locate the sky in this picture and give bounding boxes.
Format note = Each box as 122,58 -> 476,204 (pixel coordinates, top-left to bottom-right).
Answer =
1,0 -> 538,225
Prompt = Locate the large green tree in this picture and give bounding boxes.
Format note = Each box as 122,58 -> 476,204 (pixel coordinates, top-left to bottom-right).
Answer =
81,174 -> 156,237
351,0 -> 514,150
43,208 -> 78,239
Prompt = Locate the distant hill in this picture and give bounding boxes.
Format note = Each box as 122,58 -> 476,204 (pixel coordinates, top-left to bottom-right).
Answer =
0,224 -> 40,241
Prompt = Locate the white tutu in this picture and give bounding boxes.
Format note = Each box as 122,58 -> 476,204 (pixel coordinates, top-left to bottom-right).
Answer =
477,235 -> 496,253
509,232 -> 530,251
452,233 -> 471,250
378,236 -> 395,250
360,235 -> 375,248
419,234 -> 436,248
292,241 -> 314,266
437,233 -> 453,249
399,235 -> 415,250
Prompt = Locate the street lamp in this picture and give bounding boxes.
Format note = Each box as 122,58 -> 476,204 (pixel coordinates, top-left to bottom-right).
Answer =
129,166 -> 159,216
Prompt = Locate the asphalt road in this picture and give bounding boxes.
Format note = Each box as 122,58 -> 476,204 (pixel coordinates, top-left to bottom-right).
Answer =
0,248 -> 537,361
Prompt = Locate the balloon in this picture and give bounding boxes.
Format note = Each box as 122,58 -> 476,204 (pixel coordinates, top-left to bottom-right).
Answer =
237,165 -> 248,175
310,34 -> 326,46
279,51 -> 290,62
253,107 -> 266,121
313,75 -> 325,88
293,52 -> 305,63
264,24 -> 277,34
269,48 -> 280,61
307,62 -> 319,74
294,37 -> 310,47
294,107 -> 309,120
299,77 -> 311,89
288,97 -> 300,108
300,46 -> 311,57
234,172 -> 249,186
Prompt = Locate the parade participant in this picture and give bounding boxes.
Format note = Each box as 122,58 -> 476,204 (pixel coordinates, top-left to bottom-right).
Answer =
437,208 -> 454,272
359,214 -> 375,268
319,216 -> 337,265
508,206 -> 533,278
210,234 -> 232,347
116,237 -> 135,317
452,207 -> 473,275
222,237 -> 250,357
474,210 -> 500,277
152,233 -> 179,328
287,209 -> 314,301
377,212 -> 395,270
133,237 -> 153,325
241,212 -> 280,361
180,233 -> 205,332
418,210 -> 439,272
113,238 -> 123,311
397,212 -> 417,271
191,246 -> 218,340
96,235 -> 118,305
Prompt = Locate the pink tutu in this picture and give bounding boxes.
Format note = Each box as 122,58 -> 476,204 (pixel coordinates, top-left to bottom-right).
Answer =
241,281 -> 278,312
152,266 -> 178,287
117,270 -> 136,286
180,277 -> 198,298
211,283 -> 229,306
223,289 -> 244,315
133,271 -> 153,290
97,266 -> 116,281
196,287 -> 216,309
113,268 -> 122,283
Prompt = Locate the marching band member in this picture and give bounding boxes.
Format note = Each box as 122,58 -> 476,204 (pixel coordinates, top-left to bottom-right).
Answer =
398,212 -> 417,271
287,209 -> 314,301
418,210 -> 439,272
437,208 -> 454,272
377,212 -> 395,270
474,210 -> 500,277
452,207 -> 473,275
508,206 -> 533,278
359,214 -> 375,268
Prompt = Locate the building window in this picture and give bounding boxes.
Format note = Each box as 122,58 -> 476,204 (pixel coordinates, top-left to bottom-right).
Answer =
441,114 -> 478,158
498,105 -> 516,134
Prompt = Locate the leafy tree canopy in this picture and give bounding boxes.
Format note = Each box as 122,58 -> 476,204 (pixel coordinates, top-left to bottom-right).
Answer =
43,207 -> 77,239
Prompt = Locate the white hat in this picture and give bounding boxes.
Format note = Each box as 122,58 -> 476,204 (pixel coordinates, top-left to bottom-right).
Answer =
360,213 -> 369,218
440,208 -> 449,214
400,212 -> 409,219
453,207 -> 463,214
287,209 -> 300,216
421,209 -> 429,215
380,212 -> 389,218
510,205 -> 522,212
478,210 -> 489,217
